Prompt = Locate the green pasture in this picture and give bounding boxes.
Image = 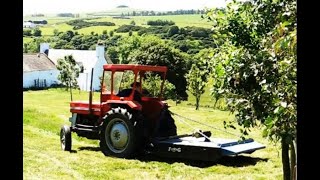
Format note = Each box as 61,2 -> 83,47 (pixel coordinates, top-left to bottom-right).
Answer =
23,88 -> 282,179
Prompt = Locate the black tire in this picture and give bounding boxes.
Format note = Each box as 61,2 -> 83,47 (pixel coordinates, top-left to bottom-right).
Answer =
60,125 -> 72,151
100,107 -> 138,158
154,108 -> 177,137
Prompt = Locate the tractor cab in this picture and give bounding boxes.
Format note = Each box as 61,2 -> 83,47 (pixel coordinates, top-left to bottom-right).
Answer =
101,64 -> 167,100
100,64 -> 169,124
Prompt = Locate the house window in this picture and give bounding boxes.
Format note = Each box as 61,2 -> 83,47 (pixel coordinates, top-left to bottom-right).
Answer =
80,66 -> 84,73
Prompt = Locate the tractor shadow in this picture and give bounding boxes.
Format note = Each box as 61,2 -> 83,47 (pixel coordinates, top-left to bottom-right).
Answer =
215,156 -> 268,167
75,146 -> 268,168
77,146 -> 101,152
70,150 -> 78,153
136,154 -> 268,168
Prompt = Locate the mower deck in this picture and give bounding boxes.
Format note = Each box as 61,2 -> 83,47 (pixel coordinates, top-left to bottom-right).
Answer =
149,136 -> 265,162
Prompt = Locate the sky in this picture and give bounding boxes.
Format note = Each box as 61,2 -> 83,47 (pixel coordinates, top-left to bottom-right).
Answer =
23,0 -> 226,15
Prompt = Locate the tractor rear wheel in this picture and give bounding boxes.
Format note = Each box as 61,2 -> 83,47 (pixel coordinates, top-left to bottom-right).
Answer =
60,125 -> 72,151
100,107 -> 137,158
154,108 -> 177,137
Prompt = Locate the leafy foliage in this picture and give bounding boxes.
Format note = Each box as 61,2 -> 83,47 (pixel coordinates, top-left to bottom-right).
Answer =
23,37 -> 49,53
67,20 -> 115,30
116,35 -> 142,64
167,26 -> 179,37
56,55 -> 80,101
33,28 -> 42,37
116,25 -> 143,33
205,0 -> 296,179
127,37 -> 189,99
143,73 -> 176,100
23,29 -> 32,36
147,19 -> 175,26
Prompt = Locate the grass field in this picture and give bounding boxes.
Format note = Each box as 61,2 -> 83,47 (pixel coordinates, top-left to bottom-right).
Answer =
40,23 -> 74,36
23,88 -> 282,179
23,37 -> 34,44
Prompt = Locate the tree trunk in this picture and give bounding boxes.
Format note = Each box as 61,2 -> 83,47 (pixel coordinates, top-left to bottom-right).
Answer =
195,96 -> 200,110
213,99 -> 218,109
282,138 -> 291,180
70,84 -> 73,101
290,140 -> 297,180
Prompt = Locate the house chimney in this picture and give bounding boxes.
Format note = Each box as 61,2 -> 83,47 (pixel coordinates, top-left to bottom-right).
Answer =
96,44 -> 105,60
40,43 -> 50,56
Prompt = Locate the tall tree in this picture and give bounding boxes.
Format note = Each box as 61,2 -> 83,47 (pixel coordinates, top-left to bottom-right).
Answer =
205,0 -> 296,179
128,37 -> 190,99
56,55 -> 80,101
117,35 -> 142,64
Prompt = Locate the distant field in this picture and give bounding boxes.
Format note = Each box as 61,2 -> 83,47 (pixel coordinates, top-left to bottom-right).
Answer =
90,14 -> 213,28
24,14 -> 213,38
40,23 -> 74,36
76,26 -> 117,35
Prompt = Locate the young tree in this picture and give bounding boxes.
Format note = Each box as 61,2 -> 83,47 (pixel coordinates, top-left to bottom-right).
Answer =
186,49 -> 213,110
56,55 -> 80,101
205,0 -> 296,179
186,64 -> 206,110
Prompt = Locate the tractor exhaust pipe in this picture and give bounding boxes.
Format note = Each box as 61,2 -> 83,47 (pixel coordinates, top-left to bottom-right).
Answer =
89,68 -> 94,115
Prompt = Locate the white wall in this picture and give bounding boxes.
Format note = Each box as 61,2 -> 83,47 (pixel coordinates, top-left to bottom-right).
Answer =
77,45 -> 107,91
77,72 -> 90,91
77,59 -> 106,91
23,22 -> 36,28
23,69 -> 60,88
92,56 -> 107,91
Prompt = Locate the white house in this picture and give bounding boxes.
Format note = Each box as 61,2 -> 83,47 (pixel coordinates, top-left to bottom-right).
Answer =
40,43 -> 110,91
23,21 -> 36,28
23,53 -> 60,88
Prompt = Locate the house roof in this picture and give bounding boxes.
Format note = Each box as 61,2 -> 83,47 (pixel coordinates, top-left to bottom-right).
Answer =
23,53 -> 57,72
48,49 -> 102,73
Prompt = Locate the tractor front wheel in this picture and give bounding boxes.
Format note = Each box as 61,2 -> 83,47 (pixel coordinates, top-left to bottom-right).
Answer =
60,125 -> 72,151
100,107 -> 137,158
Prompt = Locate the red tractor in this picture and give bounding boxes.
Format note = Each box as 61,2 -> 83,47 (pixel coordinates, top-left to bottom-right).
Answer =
60,64 -> 265,161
